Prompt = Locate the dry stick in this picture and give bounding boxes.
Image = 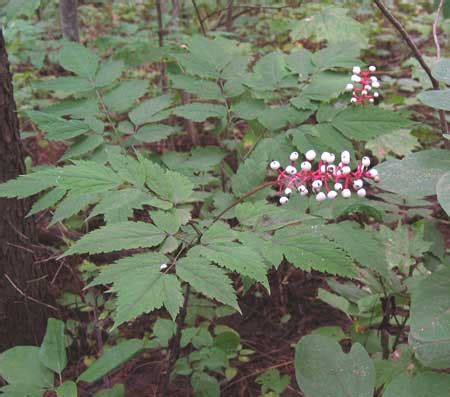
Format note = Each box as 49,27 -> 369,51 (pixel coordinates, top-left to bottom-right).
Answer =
433,0 -> 445,61
373,0 -> 449,135
192,0 -> 207,36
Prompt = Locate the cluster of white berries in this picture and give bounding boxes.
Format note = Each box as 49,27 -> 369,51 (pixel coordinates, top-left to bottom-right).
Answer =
269,150 -> 379,205
345,65 -> 380,104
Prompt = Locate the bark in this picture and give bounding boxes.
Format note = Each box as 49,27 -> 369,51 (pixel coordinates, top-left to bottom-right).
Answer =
59,0 -> 80,42
0,30 -> 49,349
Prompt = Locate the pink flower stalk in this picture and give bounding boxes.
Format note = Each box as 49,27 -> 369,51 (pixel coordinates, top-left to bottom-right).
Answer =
345,65 -> 380,104
269,150 -> 380,204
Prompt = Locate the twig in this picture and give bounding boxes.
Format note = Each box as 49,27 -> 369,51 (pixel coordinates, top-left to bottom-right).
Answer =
5,273 -> 59,312
203,4 -> 290,22
212,181 -> 275,224
156,0 -> 168,93
192,0 -> 207,36
373,0 -> 449,134
433,0 -> 445,61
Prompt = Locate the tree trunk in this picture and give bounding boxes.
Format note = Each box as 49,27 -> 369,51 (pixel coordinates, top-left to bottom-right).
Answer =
59,0 -> 80,42
0,30 -> 49,349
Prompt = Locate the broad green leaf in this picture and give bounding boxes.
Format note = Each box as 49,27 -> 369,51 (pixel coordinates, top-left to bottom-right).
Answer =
230,157 -> 268,200
107,152 -> 146,188
322,222 -> 389,277
409,267 -> 450,368
27,188 -> 66,217
365,129 -> 420,159
94,60 -> 125,87
60,135 -> 104,161
245,51 -> 291,90
59,42 -> 100,79
332,107 -> 412,140
255,368 -> 290,395
56,381 -> 77,397
418,89 -> 450,111
272,227 -> 356,277
377,149 -> 450,197
64,222 -> 166,256
169,74 -> 222,100
78,339 -> 144,383
432,58 -> 450,84
93,384 -> 125,397
103,80 -> 149,113
39,318 -> 67,374
295,335 -> 375,397
383,372 -> 450,397
134,124 -> 177,143
43,97 -> 99,118
190,243 -> 269,289
231,98 -> 265,120
27,111 -> 91,141
290,7 -> 368,48
191,371 -> 220,397
172,103 -> 227,122
176,254 -> 240,312
258,105 -> 311,130
437,172 -> 450,216
0,168 -> 59,199
312,43 -> 360,70
50,192 -> 99,225
0,384 -> 44,397
129,94 -> 173,126
302,72 -> 349,101
33,77 -> 92,97
161,146 -> 225,173
0,346 -> 53,389
286,48 -> 315,79
152,210 -> 181,234
89,253 -> 182,325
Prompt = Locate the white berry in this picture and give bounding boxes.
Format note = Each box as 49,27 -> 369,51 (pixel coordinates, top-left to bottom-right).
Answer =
345,83 -> 354,91
342,166 -> 351,175
357,188 -> 367,197
160,263 -> 168,270
285,187 -> 292,195
320,165 -> 326,173
270,160 -> 280,170
342,189 -> 352,198
373,92 -> 379,98
327,165 -> 336,173
328,153 -> 336,164
341,150 -> 351,164
364,84 -> 372,91
334,182 -> 343,191
369,98 -> 374,103
312,180 -> 323,189
370,76 -> 378,82
362,156 -> 371,167
285,165 -> 297,175
353,179 -> 363,189
321,151 -> 331,162
290,151 -> 299,161
352,66 -> 361,74
361,90 -> 368,96
301,161 -> 312,171
351,74 -> 361,83
372,81 -> 380,88
279,196 -> 289,205
327,190 -> 338,199
316,192 -> 326,202
300,189 -> 308,196
368,168 -> 378,177
305,150 -> 316,161
369,65 -> 376,72
298,185 -> 307,192
350,97 -> 357,103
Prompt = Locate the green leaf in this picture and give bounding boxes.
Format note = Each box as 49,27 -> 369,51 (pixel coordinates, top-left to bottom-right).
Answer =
152,210 -> 181,234
383,372 -> 450,397
64,221 -> 166,256
134,124 -> 177,143
409,267 -> 450,368
94,60 -> 125,87
432,58 -> 450,84
258,105 -> 311,130
60,135 -> 104,161
27,188 -> 66,217
418,89 -> 450,111
365,129 -> 420,159
322,222 -> 389,277
27,111 -> 91,141
312,43 -> 360,70
88,253 -> 183,326
108,152 -> 147,188
0,384 -> 44,397
78,339 -> 144,383
129,94 -> 173,126
246,51 -> 291,90
302,72 -> 349,101
172,103 -> 227,122
103,80 -> 149,113
231,157 -> 268,199
39,318 -> 67,374
59,42 -> 100,79
231,98 -> 265,120
272,227 -> 356,277
0,346 -> 53,389
176,254 -> 240,312
190,242 -> 269,289
295,335 -> 375,397
93,384 -> 125,397
56,381 -> 78,397
256,369 -> 290,395
33,77 -> 92,97
50,191 -> 99,225
377,149 -> 450,197
437,172 -> 450,216
191,371 -> 220,397
169,74 -> 222,100
286,48 -> 315,79
331,106 -> 412,140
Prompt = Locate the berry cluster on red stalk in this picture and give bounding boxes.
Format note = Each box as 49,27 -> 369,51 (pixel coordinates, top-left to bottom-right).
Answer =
269,150 -> 380,205
345,65 -> 380,104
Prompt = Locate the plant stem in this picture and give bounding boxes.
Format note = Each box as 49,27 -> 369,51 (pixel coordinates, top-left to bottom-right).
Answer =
156,0 -> 168,93
433,0 -> 444,61
373,0 -> 448,135
192,0 -> 207,36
